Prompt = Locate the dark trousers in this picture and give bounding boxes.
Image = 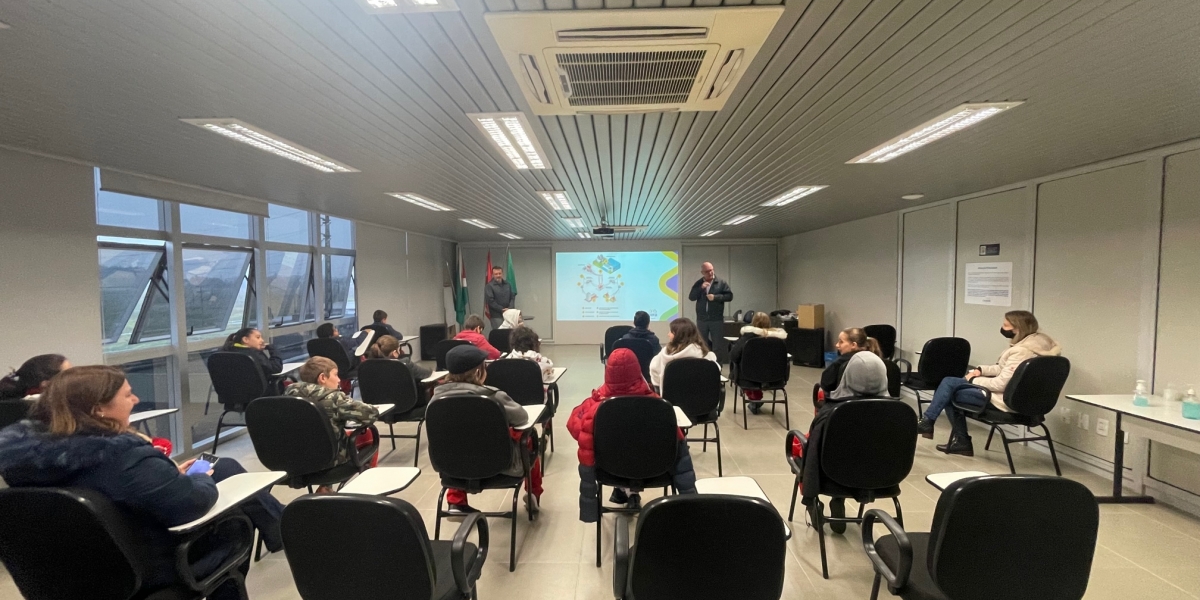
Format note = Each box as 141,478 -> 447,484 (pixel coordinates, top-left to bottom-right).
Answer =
697,319 -> 727,363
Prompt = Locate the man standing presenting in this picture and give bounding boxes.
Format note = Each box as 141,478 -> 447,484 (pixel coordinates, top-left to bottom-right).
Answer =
688,262 -> 733,363
485,266 -> 516,331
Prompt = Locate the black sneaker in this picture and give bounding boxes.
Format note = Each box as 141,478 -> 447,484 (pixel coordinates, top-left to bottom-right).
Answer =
628,493 -> 642,511
828,498 -> 847,534
936,435 -> 974,457
747,401 -> 761,414
916,417 -> 935,439
609,488 -> 629,505
447,503 -> 479,515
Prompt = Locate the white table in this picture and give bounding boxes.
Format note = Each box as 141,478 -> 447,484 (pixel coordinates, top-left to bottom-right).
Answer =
1066,394 -> 1200,503
399,335 -> 418,356
351,330 -> 376,357
280,362 -> 306,374
695,476 -> 790,538
346,404 -> 394,429
130,408 -> 179,434
674,406 -> 693,428
340,467 -> 421,495
925,471 -> 989,492
515,404 -> 547,430
422,371 -> 448,384
724,336 -> 738,342
170,471 -> 287,533
546,367 -> 567,407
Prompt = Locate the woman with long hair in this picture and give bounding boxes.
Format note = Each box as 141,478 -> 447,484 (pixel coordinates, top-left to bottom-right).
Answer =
648,317 -> 717,388
729,312 -> 787,413
221,327 -> 284,393
0,354 -> 71,400
364,334 -> 433,381
820,327 -> 888,401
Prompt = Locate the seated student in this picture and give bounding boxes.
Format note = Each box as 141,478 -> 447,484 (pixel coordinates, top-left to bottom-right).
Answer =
316,322 -> 357,360
498,308 -> 523,330
362,309 -> 404,341
567,348 -> 697,520
0,366 -> 284,600
284,357 -> 380,477
0,354 -> 72,400
221,327 -> 285,394
502,325 -> 554,382
730,312 -> 787,414
364,334 -> 433,382
917,310 -> 1061,456
453,314 -> 502,360
431,345 -> 542,513
621,310 -> 662,354
649,317 -> 717,389
820,327 -> 889,403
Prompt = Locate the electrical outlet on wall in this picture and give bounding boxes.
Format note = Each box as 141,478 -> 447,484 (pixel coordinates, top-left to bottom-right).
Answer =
1061,407 -> 1072,424
1079,413 -> 1090,431
1125,431 -> 1130,444
1096,418 -> 1109,436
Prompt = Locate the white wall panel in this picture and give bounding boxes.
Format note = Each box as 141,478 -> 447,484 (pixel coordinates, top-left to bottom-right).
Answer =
900,205 -> 956,361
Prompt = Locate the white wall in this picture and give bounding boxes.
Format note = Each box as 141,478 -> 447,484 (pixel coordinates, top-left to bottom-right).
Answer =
355,223 -> 449,359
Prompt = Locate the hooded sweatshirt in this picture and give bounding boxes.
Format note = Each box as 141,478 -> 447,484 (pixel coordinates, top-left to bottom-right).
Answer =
649,343 -> 717,388
828,351 -> 889,400
568,348 -> 677,467
498,309 -> 522,330
621,327 -> 662,354
974,332 -> 1063,411
454,329 -> 502,360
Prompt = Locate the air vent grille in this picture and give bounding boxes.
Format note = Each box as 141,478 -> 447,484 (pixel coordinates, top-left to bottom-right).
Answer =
557,50 -> 706,107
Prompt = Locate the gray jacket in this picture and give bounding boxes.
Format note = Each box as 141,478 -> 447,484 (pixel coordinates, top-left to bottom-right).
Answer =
430,381 -> 530,476
484,279 -> 516,316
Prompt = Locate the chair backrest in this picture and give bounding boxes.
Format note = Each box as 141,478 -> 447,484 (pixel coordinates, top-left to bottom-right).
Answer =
306,338 -> 353,374
1002,356 -> 1071,416
740,337 -> 790,386
425,395 -> 514,482
485,359 -> 546,406
0,487 -> 148,600
206,351 -> 267,408
282,494 -> 438,600
917,337 -> 972,385
863,324 -> 897,360
603,325 -> 634,359
0,400 -> 32,429
246,396 -> 341,476
929,475 -> 1098,600
434,339 -> 471,371
611,338 -> 655,380
488,328 -> 512,354
356,359 -> 420,414
593,396 -> 678,482
884,358 -> 901,398
661,358 -> 723,419
629,494 -> 787,600
820,400 -> 917,490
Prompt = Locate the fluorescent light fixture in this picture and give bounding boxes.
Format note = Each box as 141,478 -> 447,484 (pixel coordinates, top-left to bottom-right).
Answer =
181,118 -> 358,173
355,0 -> 458,13
761,185 -> 828,207
538,191 -> 572,210
468,112 -> 549,170
848,102 -> 1023,164
722,214 -> 757,226
576,232 -> 592,239
386,193 -> 455,212
499,232 -> 523,240
460,218 -> 497,229
901,194 -> 925,201
563,218 -> 586,229
699,230 -> 721,237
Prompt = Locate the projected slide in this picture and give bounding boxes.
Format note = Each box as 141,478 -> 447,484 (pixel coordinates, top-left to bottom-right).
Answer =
556,251 -> 680,321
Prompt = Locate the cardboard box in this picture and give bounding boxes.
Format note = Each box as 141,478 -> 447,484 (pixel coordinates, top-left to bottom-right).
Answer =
795,304 -> 824,329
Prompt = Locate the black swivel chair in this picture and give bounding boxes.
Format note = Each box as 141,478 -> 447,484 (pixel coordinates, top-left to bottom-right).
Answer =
488,328 -> 512,354
601,325 -> 635,363
662,358 -> 725,476
434,339 -> 472,371
306,337 -> 358,382
206,352 -> 269,453
358,358 -> 428,467
863,475 -> 1099,600
863,324 -> 898,360
787,399 -> 917,579
282,494 -> 488,600
426,395 -> 538,572
734,337 -> 791,430
613,495 -> 788,600
953,356 -> 1071,476
0,487 -> 253,600
901,337 -> 971,415
486,358 -> 555,456
611,337 -> 655,382
0,399 -> 32,429
592,395 -> 679,567
245,396 -> 378,493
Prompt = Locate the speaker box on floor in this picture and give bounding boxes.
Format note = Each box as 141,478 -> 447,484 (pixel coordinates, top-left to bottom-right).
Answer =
419,324 -> 448,361
787,327 -> 825,368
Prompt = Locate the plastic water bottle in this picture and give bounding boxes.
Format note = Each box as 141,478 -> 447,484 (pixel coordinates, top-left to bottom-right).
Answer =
1133,380 -> 1150,407
1183,387 -> 1200,420
1163,382 -> 1181,403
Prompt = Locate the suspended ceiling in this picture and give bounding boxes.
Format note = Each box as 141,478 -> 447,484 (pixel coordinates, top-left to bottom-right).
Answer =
1,0 -> 1198,241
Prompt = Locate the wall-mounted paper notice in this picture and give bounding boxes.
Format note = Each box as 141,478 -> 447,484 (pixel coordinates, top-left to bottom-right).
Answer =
964,262 -> 1012,306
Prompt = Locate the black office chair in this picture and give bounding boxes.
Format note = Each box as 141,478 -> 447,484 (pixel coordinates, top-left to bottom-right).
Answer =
434,339 -> 472,371
863,324 -> 897,360
611,337 -> 655,382
662,358 -> 725,476
953,356 -> 1071,476
863,475 -> 1099,600
0,399 -> 32,429
245,396 -> 377,493
601,325 -> 635,363
0,487 -> 252,600
426,395 -> 538,572
901,337 -> 971,414
787,399 -> 917,579
592,395 -> 679,567
613,495 -> 788,600
488,328 -> 512,354
282,494 -> 488,600
735,336 -> 791,430
306,337 -> 357,382
206,352 -> 269,453
486,358 -> 554,456
357,358 -> 428,467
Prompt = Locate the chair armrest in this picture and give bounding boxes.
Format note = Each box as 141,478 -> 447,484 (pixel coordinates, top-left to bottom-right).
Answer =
518,429 -> 539,471
174,513 -> 253,592
951,384 -> 994,416
784,429 -> 807,475
451,512 -> 490,595
895,358 -> 912,383
614,514 -> 632,599
600,345 -> 606,362
862,509 -> 912,591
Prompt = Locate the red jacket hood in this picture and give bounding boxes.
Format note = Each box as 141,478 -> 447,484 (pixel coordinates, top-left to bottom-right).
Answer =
567,348 -> 675,467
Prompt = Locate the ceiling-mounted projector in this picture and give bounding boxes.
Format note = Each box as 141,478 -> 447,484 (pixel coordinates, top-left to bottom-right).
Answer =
592,226 -> 616,236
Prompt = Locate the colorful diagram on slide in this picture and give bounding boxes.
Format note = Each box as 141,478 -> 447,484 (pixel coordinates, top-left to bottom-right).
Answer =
555,251 -> 679,321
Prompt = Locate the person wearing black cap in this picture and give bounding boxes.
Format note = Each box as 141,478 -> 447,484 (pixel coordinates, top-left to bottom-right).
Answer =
430,345 -> 542,514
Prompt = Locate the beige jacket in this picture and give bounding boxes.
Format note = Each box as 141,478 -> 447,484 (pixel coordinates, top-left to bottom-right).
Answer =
974,332 -> 1062,411
649,343 -> 717,388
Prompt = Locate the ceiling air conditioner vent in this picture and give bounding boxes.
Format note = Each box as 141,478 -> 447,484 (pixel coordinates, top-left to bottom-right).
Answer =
487,8 -> 783,116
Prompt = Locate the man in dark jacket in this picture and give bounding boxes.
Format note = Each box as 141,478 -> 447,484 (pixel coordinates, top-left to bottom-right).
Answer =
621,310 -> 662,354
687,262 -> 733,363
363,309 -> 404,341
484,266 -> 516,330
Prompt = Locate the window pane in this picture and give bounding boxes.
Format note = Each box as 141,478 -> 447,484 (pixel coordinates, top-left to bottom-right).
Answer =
265,251 -> 313,328
345,274 -> 357,318
271,330 -> 314,362
324,255 -> 354,319
99,247 -> 164,344
97,191 -> 162,230
180,205 -> 251,238
137,283 -> 173,343
319,216 -> 353,249
335,322 -> 359,339
123,357 -> 173,443
185,349 -> 241,449
266,204 -> 310,245
182,248 -> 252,339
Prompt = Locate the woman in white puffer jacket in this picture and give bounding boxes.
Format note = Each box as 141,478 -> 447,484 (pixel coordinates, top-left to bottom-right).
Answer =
649,318 -> 718,388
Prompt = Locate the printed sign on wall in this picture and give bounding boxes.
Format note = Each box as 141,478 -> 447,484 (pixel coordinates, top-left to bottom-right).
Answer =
964,262 -> 1012,306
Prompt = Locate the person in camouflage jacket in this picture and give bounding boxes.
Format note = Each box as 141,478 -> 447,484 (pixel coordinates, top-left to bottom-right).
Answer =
285,357 -> 379,462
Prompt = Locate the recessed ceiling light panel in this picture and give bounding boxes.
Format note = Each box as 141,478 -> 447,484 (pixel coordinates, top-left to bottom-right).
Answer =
901,194 -> 925,201
761,185 -> 828,207
499,232 -> 523,239
576,232 -> 592,239
468,112 -> 549,170
563,218 -> 586,229
182,118 -> 358,173
386,193 -> 455,212
722,214 -> 757,226
460,218 -> 498,229
848,102 -> 1023,164
538,191 -> 572,210
699,230 -> 721,237
355,0 -> 458,13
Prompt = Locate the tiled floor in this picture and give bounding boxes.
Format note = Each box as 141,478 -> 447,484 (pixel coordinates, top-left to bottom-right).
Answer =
4,344 -> 1200,599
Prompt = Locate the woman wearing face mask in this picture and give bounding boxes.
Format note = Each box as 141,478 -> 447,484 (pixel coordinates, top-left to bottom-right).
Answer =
916,310 -> 1061,456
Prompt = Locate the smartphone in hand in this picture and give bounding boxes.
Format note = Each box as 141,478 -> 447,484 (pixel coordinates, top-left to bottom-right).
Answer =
185,453 -> 219,476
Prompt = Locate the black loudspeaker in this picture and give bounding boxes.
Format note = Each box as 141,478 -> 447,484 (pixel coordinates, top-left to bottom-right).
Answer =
787,327 -> 825,367
419,324 -> 449,361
